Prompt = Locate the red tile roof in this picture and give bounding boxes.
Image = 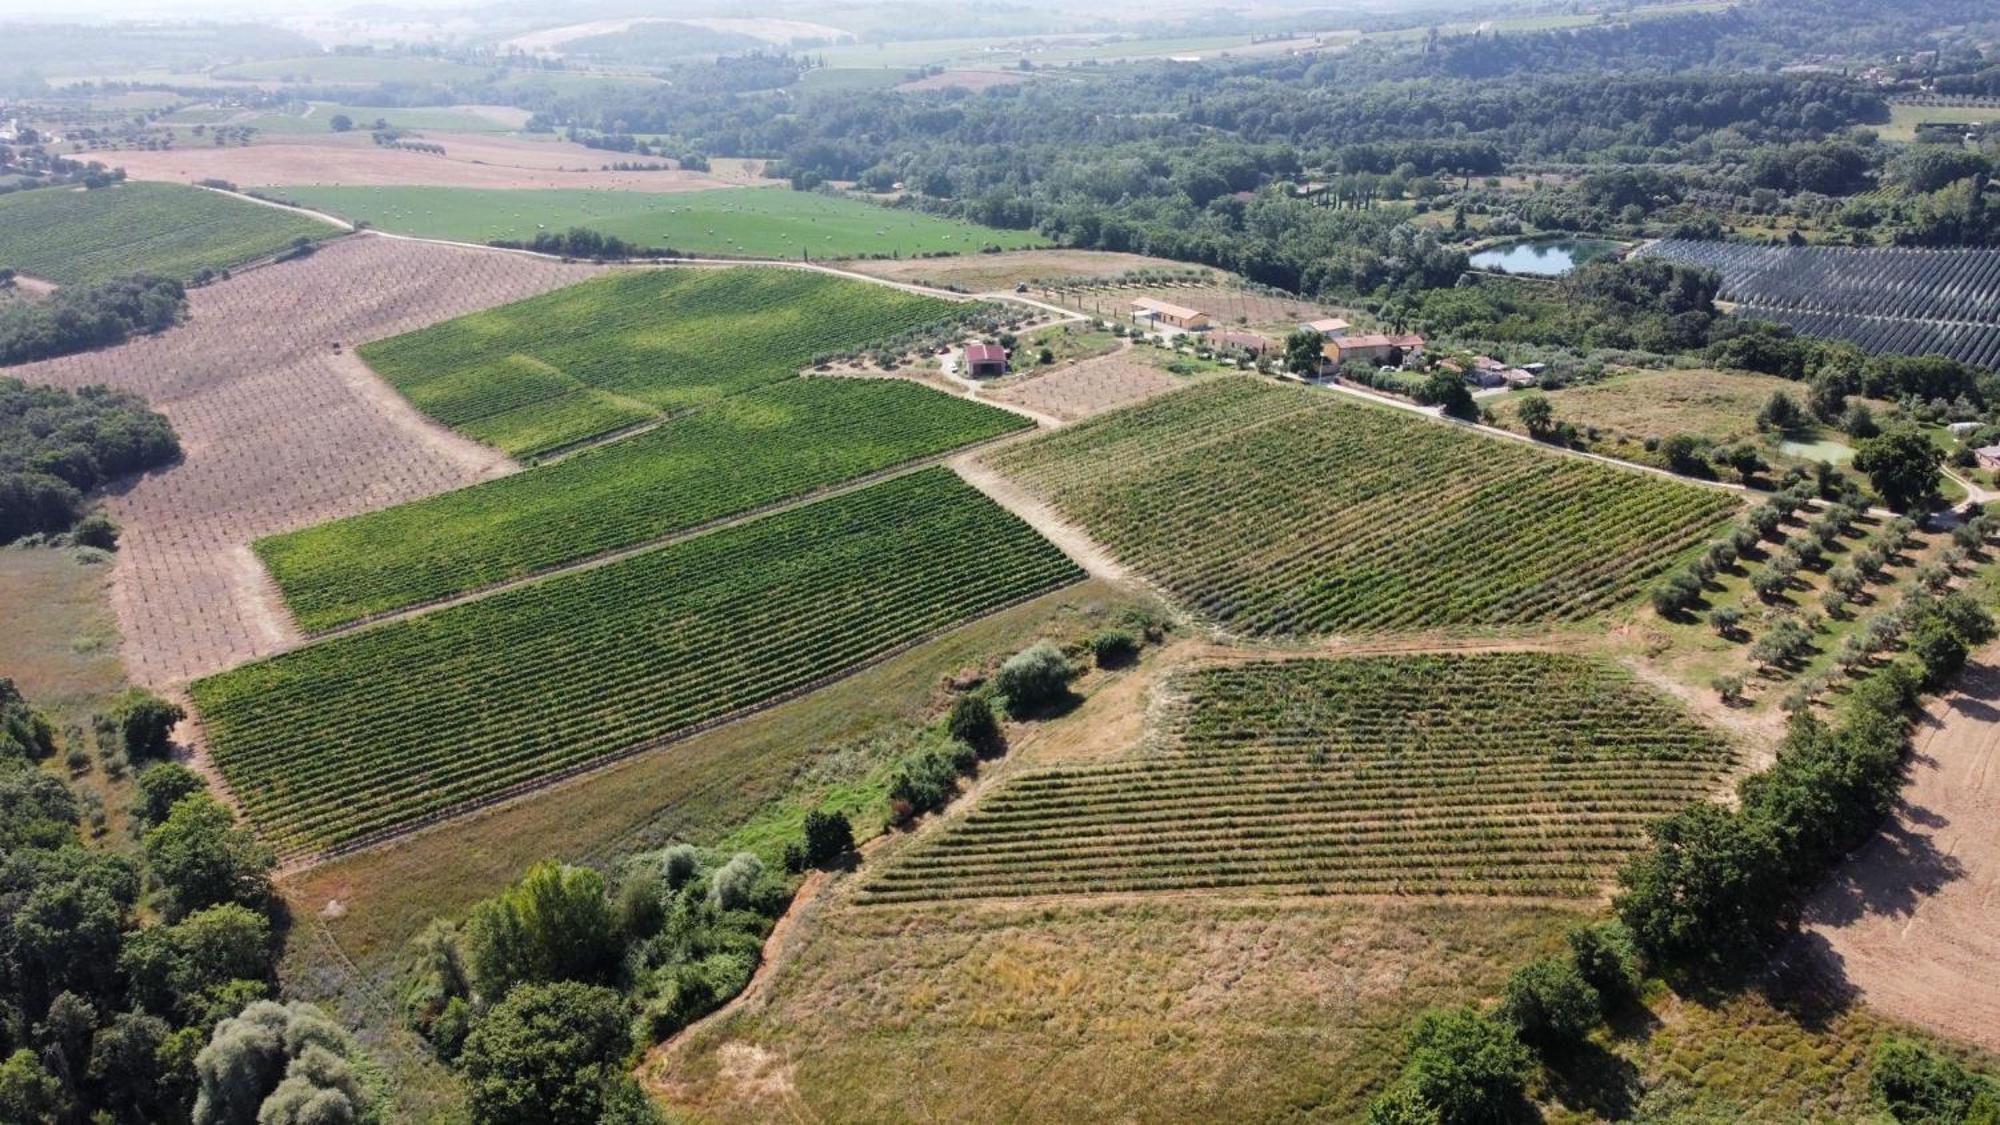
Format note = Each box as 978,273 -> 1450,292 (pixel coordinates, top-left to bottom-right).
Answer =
964,343 -> 1007,364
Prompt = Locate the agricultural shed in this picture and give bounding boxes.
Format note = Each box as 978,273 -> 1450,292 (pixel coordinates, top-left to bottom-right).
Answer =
963,342 -> 1009,377
1131,297 -> 1211,331
1976,444 -> 2000,471
1301,317 -> 1350,337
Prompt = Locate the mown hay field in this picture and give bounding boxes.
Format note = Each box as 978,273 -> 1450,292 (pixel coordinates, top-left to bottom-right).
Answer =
0,181 -> 338,285
989,378 -> 1741,635
193,469 -> 1083,857
359,266 -> 961,455
864,652 -> 1736,903
272,184 -> 1045,259
257,377 -> 1033,631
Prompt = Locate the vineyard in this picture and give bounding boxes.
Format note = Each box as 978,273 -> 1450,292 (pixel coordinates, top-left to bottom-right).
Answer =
191,469 -> 1083,857
0,181 -> 337,285
1638,241 -> 2000,368
256,377 -> 1033,631
988,378 -> 1740,635
359,267 -> 962,456
861,652 -> 1736,902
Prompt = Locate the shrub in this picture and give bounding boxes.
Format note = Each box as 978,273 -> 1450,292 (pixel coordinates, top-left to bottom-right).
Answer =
70,512 -> 118,550
800,809 -> 854,869
1871,1037 -> 1998,1124
1090,628 -> 1140,668
1568,922 -> 1640,1006
119,692 -> 184,760
1497,957 -> 1600,1048
1708,605 -> 1743,636
709,852 -> 764,912
946,693 -> 1000,753
1396,1007 -> 1533,1125
887,739 -> 978,823
1712,674 -> 1746,703
661,844 -> 700,889
995,641 -> 1074,715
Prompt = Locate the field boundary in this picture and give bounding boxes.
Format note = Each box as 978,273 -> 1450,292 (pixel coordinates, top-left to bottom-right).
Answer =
269,570 -> 1087,875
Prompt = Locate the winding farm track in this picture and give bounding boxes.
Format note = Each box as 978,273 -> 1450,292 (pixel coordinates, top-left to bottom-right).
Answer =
10,236 -> 600,685
1803,650 -> 2000,1055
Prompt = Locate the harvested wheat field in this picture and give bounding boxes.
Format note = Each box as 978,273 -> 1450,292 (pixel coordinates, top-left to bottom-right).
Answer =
9,235 -> 601,685
987,349 -> 1191,422
1804,651 -> 2000,1055
107,133 -> 751,191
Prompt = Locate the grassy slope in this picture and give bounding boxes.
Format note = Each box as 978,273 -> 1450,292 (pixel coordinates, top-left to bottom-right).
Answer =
357,266 -> 960,455
269,184 -> 1043,259
257,378 -> 1032,631
0,181 -> 338,285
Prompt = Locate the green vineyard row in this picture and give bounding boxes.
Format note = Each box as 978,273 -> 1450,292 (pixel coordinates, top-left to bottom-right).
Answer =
360,266 -> 961,455
990,378 -> 1740,636
257,377 -> 1031,631
194,469 -> 1084,857
861,652 -> 1735,903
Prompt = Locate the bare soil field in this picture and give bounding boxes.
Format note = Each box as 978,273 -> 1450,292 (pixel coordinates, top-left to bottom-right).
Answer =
10,235 -> 600,686
986,349 -> 1190,422
895,69 -> 1031,92
106,134 -> 748,191
1036,282 -> 1341,335
1804,652 -> 2000,1055
840,250 -> 1202,293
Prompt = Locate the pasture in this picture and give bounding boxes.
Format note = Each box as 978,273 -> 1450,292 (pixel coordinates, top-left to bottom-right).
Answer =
231,102 -> 529,135
191,469 -> 1083,857
864,652 -> 1735,902
210,54 -> 496,85
358,266 -> 961,455
1640,240 -> 2000,368
257,377 -> 1033,631
0,181 -> 338,285
989,378 -> 1741,635
267,184 -> 1044,258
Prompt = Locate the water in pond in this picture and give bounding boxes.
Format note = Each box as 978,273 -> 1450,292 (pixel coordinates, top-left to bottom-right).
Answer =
1469,237 -> 1625,276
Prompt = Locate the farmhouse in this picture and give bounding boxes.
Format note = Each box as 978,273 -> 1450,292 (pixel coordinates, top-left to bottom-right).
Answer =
1949,421 -> 1980,438
1320,332 -> 1425,372
1976,444 -> 2000,472
1300,317 -> 1351,338
1131,297 -> 1212,331
963,342 -> 1009,377
1212,329 -> 1275,354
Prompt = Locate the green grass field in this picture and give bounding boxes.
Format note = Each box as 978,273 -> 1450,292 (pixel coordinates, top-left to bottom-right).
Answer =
193,468 -> 1083,856
267,185 -> 1043,259
0,182 -> 339,285
1877,102 -> 2000,143
257,377 -> 1033,631
358,266 -> 961,455
990,378 -> 1741,634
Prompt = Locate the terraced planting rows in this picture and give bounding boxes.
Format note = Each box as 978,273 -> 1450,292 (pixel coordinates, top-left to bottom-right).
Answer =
257,378 -> 1031,631
0,181 -> 338,285
863,653 -> 1736,902
359,267 -> 962,456
990,378 -> 1740,635
193,469 -> 1083,857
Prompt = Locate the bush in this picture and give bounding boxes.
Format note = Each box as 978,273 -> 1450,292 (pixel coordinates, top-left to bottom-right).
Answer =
1568,922 -> 1640,1007
119,691 -> 184,760
887,739 -> 978,823
995,641 -> 1074,716
1711,674 -> 1746,703
945,694 -> 1000,754
799,809 -> 854,868
1872,1037 -> 1998,1124
1497,957 -> 1600,1047
1708,605 -> 1743,636
709,852 -> 764,911
70,512 -> 118,550
661,844 -> 700,889
1394,1007 -> 1533,1125
1090,628 -> 1139,668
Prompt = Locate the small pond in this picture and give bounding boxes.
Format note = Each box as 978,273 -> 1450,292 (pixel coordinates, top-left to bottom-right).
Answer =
1778,437 -> 1855,465
1469,237 -> 1626,276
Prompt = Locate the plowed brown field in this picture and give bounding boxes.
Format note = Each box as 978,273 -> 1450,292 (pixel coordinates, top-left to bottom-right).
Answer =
10,235 -> 600,685
1804,651 -> 2000,1054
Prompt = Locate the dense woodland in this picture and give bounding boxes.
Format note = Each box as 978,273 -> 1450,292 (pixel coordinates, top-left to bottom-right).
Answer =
0,377 -> 178,543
